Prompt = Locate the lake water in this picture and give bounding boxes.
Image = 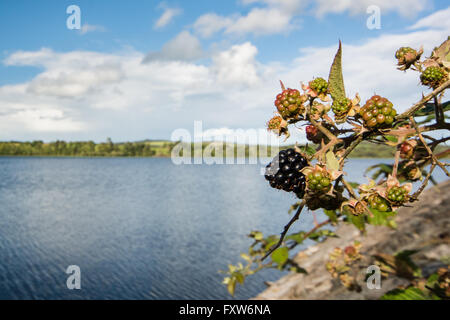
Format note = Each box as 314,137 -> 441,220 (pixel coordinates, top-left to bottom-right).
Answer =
0,157 -> 446,300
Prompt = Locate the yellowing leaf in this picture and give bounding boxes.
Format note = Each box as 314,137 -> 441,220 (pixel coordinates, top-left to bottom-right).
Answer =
326,151 -> 340,171
271,247 -> 289,265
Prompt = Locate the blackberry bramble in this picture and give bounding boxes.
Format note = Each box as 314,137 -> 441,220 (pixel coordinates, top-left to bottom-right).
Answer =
264,148 -> 308,197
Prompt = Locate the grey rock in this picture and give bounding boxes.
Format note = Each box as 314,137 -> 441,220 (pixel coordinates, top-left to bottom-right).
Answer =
255,180 -> 450,300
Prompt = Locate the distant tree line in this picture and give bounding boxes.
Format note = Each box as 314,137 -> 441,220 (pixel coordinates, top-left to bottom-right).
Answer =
0,139 -> 443,158
0,139 -> 169,157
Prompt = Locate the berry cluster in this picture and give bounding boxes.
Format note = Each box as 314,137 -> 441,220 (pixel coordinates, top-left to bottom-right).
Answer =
360,95 -> 396,128
264,148 -> 308,197
367,195 -> 390,212
306,192 -> 344,211
332,97 -> 352,117
395,47 -> 417,61
387,186 -> 408,204
420,66 -> 446,88
309,77 -> 328,95
267,116 -> 282,131
274,89 -> 306,120
306,169 -> 332,194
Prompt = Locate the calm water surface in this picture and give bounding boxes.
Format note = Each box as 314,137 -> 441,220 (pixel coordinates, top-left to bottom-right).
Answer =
0,157 -> 446,299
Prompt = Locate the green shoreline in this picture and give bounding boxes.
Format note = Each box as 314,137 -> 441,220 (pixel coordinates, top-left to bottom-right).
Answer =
0,140 -> 447,158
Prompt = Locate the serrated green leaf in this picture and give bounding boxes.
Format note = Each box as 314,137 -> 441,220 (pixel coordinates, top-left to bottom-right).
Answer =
432,38 -> 450,65
271,247 -> 289,265
323,209 -> 338,223
343,207 -> 366,231
328,41 -> 346,101
298,145 -> 316,156
227,277 -> 236,296
415,101 -> 450,117
426,273 -> 439,287
264,236 -> 280,251
286,232 -> 306,244
367,208 -> 397,228
234,272 -> 245,285
308,229 -> 338,241
384,135 -> 398,143
381,287 -> 433,300
326,151 -> 339,171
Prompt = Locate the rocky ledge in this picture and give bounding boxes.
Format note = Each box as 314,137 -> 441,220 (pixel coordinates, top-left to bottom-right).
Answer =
255,179 -> 450,300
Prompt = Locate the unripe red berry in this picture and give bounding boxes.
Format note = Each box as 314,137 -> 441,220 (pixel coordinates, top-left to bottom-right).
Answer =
360,95 -> 396,129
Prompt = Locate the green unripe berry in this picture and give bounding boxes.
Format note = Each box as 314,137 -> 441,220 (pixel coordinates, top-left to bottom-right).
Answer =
420,66 -> 446,88
377,203 -> 389,212
320,178 -> 330,187
332,97 -> 351,116
310,77 -> 328,95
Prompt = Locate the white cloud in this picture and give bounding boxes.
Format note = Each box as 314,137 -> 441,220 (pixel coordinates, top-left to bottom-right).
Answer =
241,0 -> 305,12
80,24 -> 106,35
409,6 -> 450,29
225,8 -> 295,36
193,0 -> 431,37
212,42 -> 261,86
143,31 -> 203,62
154,3 -> 182,29
193,13 -> 234,38
1,7 -> 449,142
313,0 -> 430,18
193,0 -> 303,37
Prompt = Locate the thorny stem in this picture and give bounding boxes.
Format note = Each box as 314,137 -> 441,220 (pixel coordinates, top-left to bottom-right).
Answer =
261,201 -> 306,261
410,163 -> 436,201
339,134 -> 364,169
409,116 -> 449,177
397,79 -> 450,119
392,149 -> 401,178
434,96 -> 444,125
341,178 -> 358,199
288,218 -> 333,250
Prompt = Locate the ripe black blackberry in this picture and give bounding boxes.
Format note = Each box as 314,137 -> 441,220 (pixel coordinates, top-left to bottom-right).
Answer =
264,148 -> 308,197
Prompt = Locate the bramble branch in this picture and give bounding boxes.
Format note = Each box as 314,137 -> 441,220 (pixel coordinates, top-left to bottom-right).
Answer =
261,201 -> 306,261
397,79 -> 450,119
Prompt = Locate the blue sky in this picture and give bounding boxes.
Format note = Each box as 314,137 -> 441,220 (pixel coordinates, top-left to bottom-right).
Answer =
0,0 -> 449,143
